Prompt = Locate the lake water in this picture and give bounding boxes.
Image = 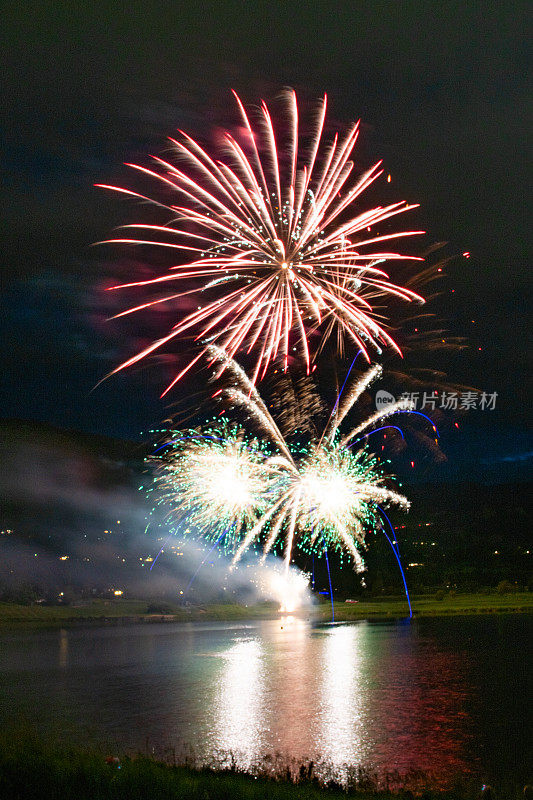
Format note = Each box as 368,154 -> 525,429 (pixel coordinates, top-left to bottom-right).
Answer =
0,615 -> 531,788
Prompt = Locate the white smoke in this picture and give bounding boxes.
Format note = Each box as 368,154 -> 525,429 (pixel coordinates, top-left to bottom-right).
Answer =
0,426 -> 312,609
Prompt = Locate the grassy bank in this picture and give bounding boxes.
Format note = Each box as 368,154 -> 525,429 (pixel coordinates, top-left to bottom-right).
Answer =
0,599 -> 279,629
320,592 -> 533,621
0,734 -> 495,800
0,592 -> 531,630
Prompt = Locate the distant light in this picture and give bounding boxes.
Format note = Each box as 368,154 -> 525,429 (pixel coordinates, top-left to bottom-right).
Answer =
387,174 -> 391,183
463,251 -> 470,258
114,590 -> 123,596
59,555 -> 69,561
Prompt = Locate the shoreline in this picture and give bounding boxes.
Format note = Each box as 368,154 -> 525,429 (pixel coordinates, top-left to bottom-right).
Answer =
0,733 -> 519,800
0,593 -> 531,630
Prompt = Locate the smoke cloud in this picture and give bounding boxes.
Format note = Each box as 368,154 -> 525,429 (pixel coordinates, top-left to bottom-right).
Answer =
0,424 -> 311,608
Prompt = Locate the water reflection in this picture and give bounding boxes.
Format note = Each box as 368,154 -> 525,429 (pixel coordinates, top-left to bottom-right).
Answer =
318,623 -> 370,774
273,616 -> 316,759
212,637 -> 264,766
370,631 -> 474,782
1,617 -> 527,786
198,619 -> 473,783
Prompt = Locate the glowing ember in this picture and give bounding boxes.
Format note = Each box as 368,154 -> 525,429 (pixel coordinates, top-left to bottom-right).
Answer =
264,567 -> 310,614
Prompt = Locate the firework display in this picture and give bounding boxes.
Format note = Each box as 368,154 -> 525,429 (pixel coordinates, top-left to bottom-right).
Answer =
98,90 -> 425,394
149,347 -> 412,573
97,90 -> 452,611
149,422 -> 273,552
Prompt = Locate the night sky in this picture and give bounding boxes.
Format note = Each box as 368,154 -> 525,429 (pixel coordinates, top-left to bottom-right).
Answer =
1,1 -> 531,480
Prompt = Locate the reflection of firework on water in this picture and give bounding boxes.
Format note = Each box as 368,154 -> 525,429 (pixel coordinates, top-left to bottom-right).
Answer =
98,90 -> 425,393
149,347 -> 415,573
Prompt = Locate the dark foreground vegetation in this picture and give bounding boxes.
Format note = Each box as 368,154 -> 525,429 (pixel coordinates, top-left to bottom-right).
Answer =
0,733 -> 525,800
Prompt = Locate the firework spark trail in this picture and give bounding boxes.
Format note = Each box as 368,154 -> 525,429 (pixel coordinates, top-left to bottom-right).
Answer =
331,349 -> 363,415
325,362 -> 382,443
348,425 -> 405,447
231,493 -> 292,566
323,538 -> 335,622
206,345 -> 293,461
339,398 -> 415,448
378,506 -> 413,618
148,352 -> 435,578
283,488 -> 301,572
216,354 -> 422,572
98,90 -> 426,393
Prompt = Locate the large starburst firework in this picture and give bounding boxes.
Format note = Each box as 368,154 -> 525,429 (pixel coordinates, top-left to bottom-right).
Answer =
149,347 -> 416,573
98,90 -> 425,394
